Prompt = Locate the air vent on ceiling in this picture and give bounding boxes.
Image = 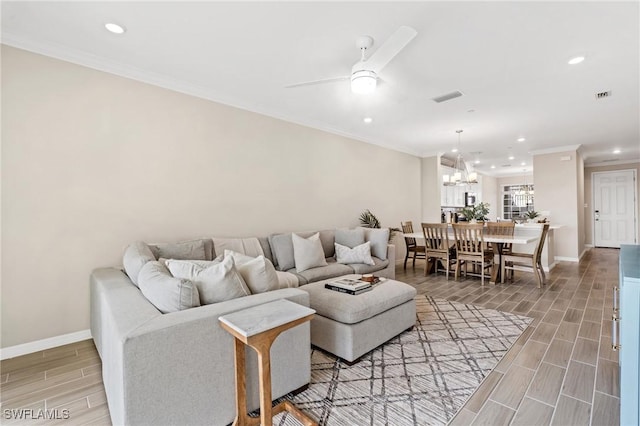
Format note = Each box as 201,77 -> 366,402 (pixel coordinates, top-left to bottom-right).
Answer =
432,91 -> 463,103
595,91 -> 611,99
602,158 -> 620,162
501,164 -> 511,168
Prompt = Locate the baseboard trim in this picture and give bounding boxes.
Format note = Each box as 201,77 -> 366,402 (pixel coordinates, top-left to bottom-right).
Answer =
584,244 -> 594,248
555,256 -> 580,263
579,247 -> 590,260
0,329 -> 92,360
543,262 -> 558,273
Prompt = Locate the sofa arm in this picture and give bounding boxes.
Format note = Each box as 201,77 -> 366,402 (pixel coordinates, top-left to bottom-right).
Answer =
121,288 -> 310,426
376,244 -> 396,280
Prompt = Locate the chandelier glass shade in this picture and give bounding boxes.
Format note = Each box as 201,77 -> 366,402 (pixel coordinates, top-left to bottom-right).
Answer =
443,130 -> 478,186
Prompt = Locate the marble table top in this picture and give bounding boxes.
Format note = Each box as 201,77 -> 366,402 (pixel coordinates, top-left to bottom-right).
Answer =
218,299 -> 315,338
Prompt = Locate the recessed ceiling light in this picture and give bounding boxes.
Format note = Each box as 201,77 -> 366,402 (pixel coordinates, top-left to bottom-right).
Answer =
363,117 -> 373,124
491,165 -> 496,169
508,155 -> 515,160
613,148 -> 621,154
521,161 -> 526,166
105,22 -> 126,34
517,137 -> 526,142
452,148 -> 458,153
474,160 -> 480,164
568,56 -> 585,65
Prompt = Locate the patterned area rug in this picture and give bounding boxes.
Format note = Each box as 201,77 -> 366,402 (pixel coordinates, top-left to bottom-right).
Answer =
275,295 -> 532,426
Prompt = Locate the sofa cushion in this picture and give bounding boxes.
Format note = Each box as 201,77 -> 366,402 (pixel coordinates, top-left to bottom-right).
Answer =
301,277 -> 416,324
349,257 -> 390,275
292,233 -> 328,273
335,228 -> 365,249
335,242 -> 375,266
359,227 -> 390,260
275,271 -> 299,288
166,256 -> 250,304
123,241 -> 156,287
138,261 -> 201,313
224,250 -> 280,294
149,239 -> 209,261
213,238 -> 264,259
288,260 -> 354,285
269,230 -> 336,271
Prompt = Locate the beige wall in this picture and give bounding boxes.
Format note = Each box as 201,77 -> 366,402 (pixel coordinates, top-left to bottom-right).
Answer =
533,150 -> 580,260
1,46 -> 422,348
584,162 -> 640,246
480,174 -> 498,220
577,153 -> 585,255
421,155 -> 441,223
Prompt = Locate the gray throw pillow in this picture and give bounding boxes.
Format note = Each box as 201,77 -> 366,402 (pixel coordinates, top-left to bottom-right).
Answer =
335,228 -> 366,249
138,261 -> 200,314
165,256 -> 250,304
150,239 -> 207,261
359,227 -> 390,260
123,241 -> 156,287
268,233 -> 296,271
292,233 -> 328,273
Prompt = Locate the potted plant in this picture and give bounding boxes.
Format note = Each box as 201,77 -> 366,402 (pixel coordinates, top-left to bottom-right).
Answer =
359,209 -> 401,242
524,210 -> 540,223
460,202 -> 490,223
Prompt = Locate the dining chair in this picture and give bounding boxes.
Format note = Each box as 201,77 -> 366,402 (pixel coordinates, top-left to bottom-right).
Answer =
421,223 -> 456,279
501,223 -> 550,288
486,221 -> 515,255
452,223 -> 493,286
401,221 -> 426,270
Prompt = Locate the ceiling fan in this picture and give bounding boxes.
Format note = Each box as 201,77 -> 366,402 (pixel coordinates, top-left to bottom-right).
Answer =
285,26 -> 417,95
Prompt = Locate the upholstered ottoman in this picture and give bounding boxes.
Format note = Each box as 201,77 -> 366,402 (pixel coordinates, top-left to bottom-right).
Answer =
299,274 -> 417,362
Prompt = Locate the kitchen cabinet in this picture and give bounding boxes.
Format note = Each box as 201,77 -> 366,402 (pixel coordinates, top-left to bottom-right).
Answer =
618,244 -> 640,426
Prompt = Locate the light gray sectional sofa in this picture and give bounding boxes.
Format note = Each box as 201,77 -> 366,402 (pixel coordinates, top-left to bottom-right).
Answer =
90,228 -> 395,425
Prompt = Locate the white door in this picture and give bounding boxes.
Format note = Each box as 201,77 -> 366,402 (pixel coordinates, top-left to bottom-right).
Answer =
593,170 -> 637,248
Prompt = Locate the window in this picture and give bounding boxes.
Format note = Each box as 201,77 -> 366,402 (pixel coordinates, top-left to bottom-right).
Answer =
502,184 -> 534,220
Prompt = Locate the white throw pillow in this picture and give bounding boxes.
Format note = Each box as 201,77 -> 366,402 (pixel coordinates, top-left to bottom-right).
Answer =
335,242 -> 375,266
224,250 -> 280,294
292,233 -> 328,273
165,256 -> 250,304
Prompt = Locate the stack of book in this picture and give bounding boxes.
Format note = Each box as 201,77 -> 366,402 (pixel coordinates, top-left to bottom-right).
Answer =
324,278 -> 372,295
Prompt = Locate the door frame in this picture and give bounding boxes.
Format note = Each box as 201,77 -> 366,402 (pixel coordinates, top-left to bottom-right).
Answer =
591,169 -> 638,247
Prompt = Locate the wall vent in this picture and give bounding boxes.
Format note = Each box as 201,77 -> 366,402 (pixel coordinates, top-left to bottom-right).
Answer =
501,164 -> 511,168
595,91 -> 611,99
432,91 -> 463,103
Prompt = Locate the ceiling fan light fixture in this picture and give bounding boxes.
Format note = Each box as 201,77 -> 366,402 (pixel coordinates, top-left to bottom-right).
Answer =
351,70 -> 377,94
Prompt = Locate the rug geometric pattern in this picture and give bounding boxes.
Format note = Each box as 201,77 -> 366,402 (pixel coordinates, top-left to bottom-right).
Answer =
275,295 -> 532,425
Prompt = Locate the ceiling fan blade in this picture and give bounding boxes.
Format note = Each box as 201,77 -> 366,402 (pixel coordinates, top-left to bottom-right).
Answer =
285,76 -> 350,89
365,26 -> 417,74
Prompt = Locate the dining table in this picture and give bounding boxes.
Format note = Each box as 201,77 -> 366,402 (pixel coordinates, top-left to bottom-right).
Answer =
403,226 -> 541,284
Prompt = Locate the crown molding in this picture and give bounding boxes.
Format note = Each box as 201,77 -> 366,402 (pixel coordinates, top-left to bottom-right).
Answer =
529,144 -> 582,156
1,33 -> 423,158
585,158 -> 640,168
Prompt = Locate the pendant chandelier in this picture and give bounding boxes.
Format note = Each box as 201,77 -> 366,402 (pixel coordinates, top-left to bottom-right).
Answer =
513,169 -> 534,207
443,130 -> 478,186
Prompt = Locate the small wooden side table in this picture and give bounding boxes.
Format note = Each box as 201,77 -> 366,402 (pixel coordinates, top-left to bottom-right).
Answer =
219,299 -> 317,426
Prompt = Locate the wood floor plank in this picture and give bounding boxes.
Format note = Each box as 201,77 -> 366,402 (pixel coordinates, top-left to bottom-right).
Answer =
591,391 -> 620,426
555,321 -> 580,343
542,309 -> 564,324
513,340 -> 548,370
470,400 -> 515,426
448,408 -> 476,426
464,371 -> 503,413
544,339 -> 574,368
488,365 -> 535,409
595,358 -> 620,397
529,323 -> 557,344
550,395 -> 591,426
526,362 -> 566,406
561,361 -> 596,403
510,397 -> 554,426
577,321 -> 601,341
572,338 -> 599,365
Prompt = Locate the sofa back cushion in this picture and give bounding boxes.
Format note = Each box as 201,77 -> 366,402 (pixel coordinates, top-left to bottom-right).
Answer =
269,230 -> 336,271
138,261 -> 201,313
165,256 -> 250,304
123,241 -> 157,287
149,239 -> 211,261
358,227 -> 390,260
335,228 -> 366,248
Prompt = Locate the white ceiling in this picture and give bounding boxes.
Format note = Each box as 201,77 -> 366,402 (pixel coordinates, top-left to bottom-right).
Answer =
2,1 -> 639,176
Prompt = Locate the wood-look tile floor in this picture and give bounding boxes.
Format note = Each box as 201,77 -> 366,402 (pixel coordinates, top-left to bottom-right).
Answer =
0,248 -> 620,425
